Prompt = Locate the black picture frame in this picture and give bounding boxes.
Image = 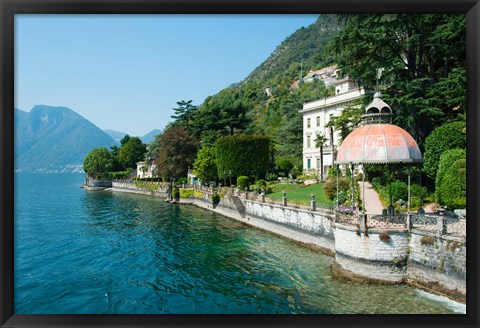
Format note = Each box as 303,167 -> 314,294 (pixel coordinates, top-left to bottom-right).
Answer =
1,0 -> 479,327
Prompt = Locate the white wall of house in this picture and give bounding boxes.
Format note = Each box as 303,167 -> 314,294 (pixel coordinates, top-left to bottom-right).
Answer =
299,78 -> 367,175
136,162 -> 156,178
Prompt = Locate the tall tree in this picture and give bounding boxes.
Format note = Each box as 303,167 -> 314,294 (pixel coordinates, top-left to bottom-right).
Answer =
171,100 -> 198,133
119,134 -> 131,147
118,137 -> 147,169
154,126 -> 199,179
83,147 -> 116,179
188,88 -> 251,143
328,14 -> 466,146
192,146 -> 218,183
314,133 -> 329,182
326,100 -> 365,143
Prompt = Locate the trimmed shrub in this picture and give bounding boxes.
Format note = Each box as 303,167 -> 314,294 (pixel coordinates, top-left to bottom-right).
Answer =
374,180 -> 428,210
216,134 -> 270,181
423,121 -> 466,179
265,172 -> 278,182
254,179 -> 267,193
323,177 -> 351,201
435,148 -> 466,209
109,170 -> 132,179
179,189 -> 194,198
327,167 -> 340,179
211,193 -> 221,204
237,176 -> 250,191
172,188 -> 180,200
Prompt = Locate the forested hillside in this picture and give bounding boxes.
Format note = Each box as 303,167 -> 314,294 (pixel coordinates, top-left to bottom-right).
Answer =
156,15 -> 340,176
87,13 -> 466,201
244,14 -> 339,85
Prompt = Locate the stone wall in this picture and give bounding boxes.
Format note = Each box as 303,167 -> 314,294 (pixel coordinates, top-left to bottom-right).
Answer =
243,200 -> 336,255
104,186 -> 466,303
407,230 -> 466,303
85,178 -> 112,188
333,225 -> 409,283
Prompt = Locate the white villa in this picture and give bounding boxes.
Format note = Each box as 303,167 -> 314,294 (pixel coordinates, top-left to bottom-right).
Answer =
299,73 -> 368,177
136,161 -> 156,179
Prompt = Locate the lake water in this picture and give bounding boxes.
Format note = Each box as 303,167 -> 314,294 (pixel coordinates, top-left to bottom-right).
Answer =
14,173 -> 465,314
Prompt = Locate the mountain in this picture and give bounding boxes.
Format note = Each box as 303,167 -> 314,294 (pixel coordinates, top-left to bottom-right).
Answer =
243,14 -> 340,86
15,108 -> 28,124
104,129 -> 127,143
140,129 -> 162,144
15,105 -> 118,173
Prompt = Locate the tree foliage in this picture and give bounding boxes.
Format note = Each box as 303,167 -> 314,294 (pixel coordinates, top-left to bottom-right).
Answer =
326,99 -> 365,143
423,121 -> 466,180
189,88 -> 251,143
118,137 -> 147,169
435,148 -> 466,209
314,133 -> 329,180
171,100 -> 197,133
154,126 -> 199,179
192,146 -> 218,183
328,14 -> 466,146
119,134 -> 131,147
83,147 -> 116,179
215,134 -> 270,181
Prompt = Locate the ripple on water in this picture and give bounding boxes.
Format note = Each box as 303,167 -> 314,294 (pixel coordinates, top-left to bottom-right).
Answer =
14,173 -> 462,314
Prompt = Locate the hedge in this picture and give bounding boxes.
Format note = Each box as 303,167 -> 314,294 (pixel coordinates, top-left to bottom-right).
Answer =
237,176 -> 250,191
423,121 -> 466,179
215,134 -> 270,181
435,148 -> 466,209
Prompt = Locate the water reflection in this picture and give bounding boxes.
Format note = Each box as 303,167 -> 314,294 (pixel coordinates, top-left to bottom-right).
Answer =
16,174 -> 463,314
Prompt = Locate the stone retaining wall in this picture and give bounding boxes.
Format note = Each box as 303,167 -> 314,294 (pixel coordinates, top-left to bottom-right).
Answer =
407,230 -> 466,303
333,225 -> 409,283
104,185 -> 466,303
85,178 -> 112,188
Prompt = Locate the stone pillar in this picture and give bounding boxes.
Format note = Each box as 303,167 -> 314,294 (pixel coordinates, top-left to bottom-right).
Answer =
436,216 -> 446,237
282,191 -> 287,206
359,213 -> 367,233
244,187 -> 249,200
310,193 -> 316,211
406,213 -> 412,232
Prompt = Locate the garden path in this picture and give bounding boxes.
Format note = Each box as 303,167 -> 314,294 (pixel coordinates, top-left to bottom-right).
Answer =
358,181 -> 384,215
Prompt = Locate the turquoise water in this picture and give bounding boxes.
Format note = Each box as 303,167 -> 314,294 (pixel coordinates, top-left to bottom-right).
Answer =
14,173 -> 464,314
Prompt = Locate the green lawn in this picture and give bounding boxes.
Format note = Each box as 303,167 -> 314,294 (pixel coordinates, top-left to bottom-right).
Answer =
266,183 -> 334,207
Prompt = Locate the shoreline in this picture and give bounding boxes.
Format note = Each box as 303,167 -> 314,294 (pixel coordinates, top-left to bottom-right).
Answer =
92,184 -> 466,306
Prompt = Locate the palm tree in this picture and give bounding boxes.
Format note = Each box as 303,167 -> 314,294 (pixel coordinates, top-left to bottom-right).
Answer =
314,133 -> 329,182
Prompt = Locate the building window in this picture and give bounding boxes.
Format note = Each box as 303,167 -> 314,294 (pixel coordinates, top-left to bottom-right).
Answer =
307,159 -> 311,169
307,135 -> 311,148
316,158 -> 321,170
316,116 -> 320,127
307,118 -> 311,128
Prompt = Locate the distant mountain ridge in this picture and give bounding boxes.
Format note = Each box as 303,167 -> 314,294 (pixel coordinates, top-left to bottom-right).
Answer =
140,129 -> 162,144
104,128 -> 162,144
15,105 -> 118,173
104,129 -> 127,143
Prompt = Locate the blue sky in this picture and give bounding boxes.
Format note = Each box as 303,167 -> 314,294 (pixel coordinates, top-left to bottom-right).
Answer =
15,14 -> 318,136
